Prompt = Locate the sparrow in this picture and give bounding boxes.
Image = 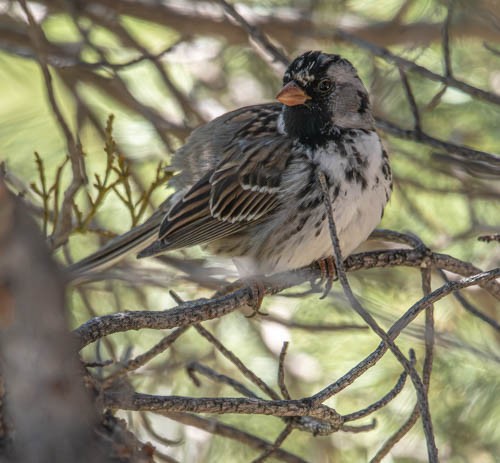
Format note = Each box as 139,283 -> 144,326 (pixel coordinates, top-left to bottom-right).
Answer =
70,51 -> 392,280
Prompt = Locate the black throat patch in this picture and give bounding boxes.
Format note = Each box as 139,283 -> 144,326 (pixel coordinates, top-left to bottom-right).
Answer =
282,103 -> 341,148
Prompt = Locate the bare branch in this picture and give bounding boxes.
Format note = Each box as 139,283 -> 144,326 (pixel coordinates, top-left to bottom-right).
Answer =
398,68 -> 422,133
376,118 -> 500,167
105,394 -> 343,428
216,0 -> 289,70
343,350 -> 414,423
18,0 -> 86,249
103,326 -> 189,387
317,169 -> 438,461
251,423 -> 293,463
336,29 -> 500,107
74,250 -> 500,349
161,412 -> 307,463
278,342 -> 291,401
442,1 -> 455,78
194,324 -> 281,400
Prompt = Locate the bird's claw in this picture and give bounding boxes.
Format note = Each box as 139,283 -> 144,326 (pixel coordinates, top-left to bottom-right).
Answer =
245,279 -> 268,318
316,257 -> 337,299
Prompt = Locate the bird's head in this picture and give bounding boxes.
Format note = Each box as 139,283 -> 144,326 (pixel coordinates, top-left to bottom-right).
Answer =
276,51 -> 374,145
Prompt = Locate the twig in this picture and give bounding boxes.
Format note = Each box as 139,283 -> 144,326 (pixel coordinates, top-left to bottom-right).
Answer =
90,42 -> 182,70
266,313 -> 367,332
421,267 -> 435,389
162,412 -> 307,463
484,42 -> 500,57
18,0 -> 86,248
74,252 -> 500,349
317,169 -> 438,461
152,450 -> 181,463
376,118 -> 500,166
186,361 -> 335,437
251,423 -> 294,463
194,324 -> 281,400
105,393 -> 343,429
187,362 -> 259,399
30,152 -> 50,235
139,412 -> 183,447
373,269 -> 438,460
336,29 -> 500,106
478,233 -> 500,243
442,1 -> 454,77
103,327 -> 189,387
84,359 -> 114,368
341,420 -> 377,433
215,0 -> 289,69
173,292 -> 298,411
398,68 -> 421,133
278,342 -> 291,400
370,404 -> 420,462
438,269 -> 500,331
343,350 -> 415,422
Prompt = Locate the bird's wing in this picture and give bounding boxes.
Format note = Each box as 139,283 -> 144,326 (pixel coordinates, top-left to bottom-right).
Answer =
168,103 -> 283,189
68,103 -> 290,277
138,106 -> 294,257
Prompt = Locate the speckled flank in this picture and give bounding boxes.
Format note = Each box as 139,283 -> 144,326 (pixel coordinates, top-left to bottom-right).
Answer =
220,131 -> 392,274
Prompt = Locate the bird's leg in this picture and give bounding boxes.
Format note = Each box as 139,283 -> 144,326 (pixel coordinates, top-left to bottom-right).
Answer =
213,279 -> 267,318
244,278 -> 267,318
230,258 -> 267,317
316,256 -> 337,299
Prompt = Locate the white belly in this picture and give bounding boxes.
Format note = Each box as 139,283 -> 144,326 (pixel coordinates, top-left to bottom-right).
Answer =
254,131 -> 391,273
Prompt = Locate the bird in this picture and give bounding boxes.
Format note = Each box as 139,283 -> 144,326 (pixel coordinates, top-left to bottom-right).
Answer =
69,50 -> 392,283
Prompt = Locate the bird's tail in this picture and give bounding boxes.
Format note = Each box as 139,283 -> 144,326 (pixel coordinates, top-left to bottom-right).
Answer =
67,208 -> 165,284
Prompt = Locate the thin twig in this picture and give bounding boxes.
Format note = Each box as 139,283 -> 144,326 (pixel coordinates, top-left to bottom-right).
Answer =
376,118 -> 500,166
251,423 -> 294,463
90,42 -> 182,70
336,29 -> 500,106
18,0 -> 86,248
103,327 -> 189,387
478,233 -> 500,243
278,342 -> 291,400
398,68 -> 421,133
162,412 -> 307,463
442,1 -> 454,77
215,0 -> 289,68
187,362 -> 259,399
316,169 -> 438,462
421,267 -> 435,389
172,291 -> 283,402
370,405 -> 420,462
341,420 -> 377,433
438,269 -> 500,331
194,324 -> 281,401
343,350 -> 415,422
266,313 -> 367,332
139,412 -> 183,448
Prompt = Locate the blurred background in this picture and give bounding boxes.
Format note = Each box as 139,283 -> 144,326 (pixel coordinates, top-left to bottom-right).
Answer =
1,0 -> 499,462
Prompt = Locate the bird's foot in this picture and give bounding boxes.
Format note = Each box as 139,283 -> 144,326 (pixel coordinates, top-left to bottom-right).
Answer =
245,279 -> 267,318
316,256 -> 337,299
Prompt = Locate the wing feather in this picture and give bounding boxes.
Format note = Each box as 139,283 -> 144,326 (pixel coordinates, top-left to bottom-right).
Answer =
139,105 -> 295,258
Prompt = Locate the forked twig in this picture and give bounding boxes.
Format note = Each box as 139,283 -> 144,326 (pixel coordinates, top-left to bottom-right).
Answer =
316,169 -> 438,462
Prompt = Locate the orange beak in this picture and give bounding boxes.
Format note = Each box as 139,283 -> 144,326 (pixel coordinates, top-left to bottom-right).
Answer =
276,81 -> 311,106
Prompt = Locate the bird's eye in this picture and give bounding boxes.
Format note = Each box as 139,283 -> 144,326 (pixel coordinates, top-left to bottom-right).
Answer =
317,79 -> 333,93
